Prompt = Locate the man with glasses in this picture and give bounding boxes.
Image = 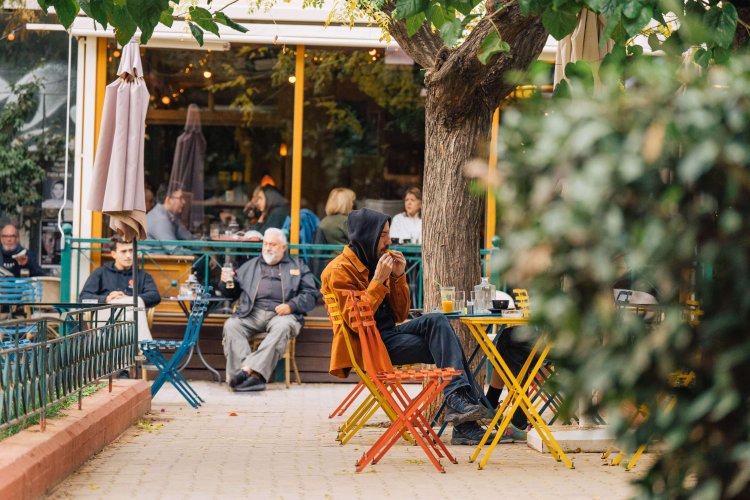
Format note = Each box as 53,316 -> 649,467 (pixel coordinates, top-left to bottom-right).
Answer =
0,224 -> 45,278
146,183 -> 193,252
219,228 -> 318,392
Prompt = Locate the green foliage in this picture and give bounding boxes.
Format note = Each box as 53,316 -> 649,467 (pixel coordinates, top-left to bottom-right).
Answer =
41,0 -> 245,46
491,55 -> 750,497
519,0 -> 743,66
0,83 -> 47,221
477,30 -> 510,64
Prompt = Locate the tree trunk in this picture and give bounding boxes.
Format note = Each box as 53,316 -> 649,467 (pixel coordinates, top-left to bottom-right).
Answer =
422,94 -> 490,338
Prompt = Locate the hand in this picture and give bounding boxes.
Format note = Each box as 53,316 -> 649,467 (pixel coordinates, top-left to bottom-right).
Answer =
220,267 -> 235,283
389,250 -> 406,277
106,291 -> 126,303
275,303 -> 292,316
373,253 -> 394,284
15,255 -> 28,266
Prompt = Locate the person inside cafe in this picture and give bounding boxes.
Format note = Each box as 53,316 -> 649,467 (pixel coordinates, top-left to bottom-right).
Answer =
320,208 -> 497,446
0,224 -> 45,278
389,186 -> 422,244
318,187 -> 356,245
144,184 -> 156,213
146,183 -> 194,250
219,228 -> 318,392
79,236 -> 161,342
250,185 -> 290,234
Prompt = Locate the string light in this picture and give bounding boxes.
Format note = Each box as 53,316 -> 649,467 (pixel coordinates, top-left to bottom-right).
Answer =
113,50 -> 121,58
368,49 -> 377,56
2,27 -> 22,42
203,70 -> 212,79
288,75 -> 296,84
161,96 -> 171,105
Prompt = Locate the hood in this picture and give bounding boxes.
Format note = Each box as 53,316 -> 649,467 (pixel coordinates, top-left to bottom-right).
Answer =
347,208 -> 390,278
105,260 -> 133,274
261,186 -> 289,214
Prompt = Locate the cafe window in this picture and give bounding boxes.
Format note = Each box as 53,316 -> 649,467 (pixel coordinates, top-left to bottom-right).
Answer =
0,14 -> 77,273
296,47 -> 426,216
103,41 -> 294,236
101,42 -> 426,238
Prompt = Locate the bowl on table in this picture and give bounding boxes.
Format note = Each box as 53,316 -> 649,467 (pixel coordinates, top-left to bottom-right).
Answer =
492,299 -> 510,310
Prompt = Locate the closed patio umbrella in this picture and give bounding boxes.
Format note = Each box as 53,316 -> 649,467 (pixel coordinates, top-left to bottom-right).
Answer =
87,40 -> 150,346
169,104 -> 206,229
554,9 -> 614,87
88,40 -> 149,240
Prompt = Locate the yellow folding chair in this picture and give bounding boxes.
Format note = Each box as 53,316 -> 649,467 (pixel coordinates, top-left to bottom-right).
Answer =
604,299 -> 702,470
323,294 -> 413,445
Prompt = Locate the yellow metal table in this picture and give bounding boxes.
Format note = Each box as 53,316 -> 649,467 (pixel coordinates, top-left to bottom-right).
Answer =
460,315 -> 574,469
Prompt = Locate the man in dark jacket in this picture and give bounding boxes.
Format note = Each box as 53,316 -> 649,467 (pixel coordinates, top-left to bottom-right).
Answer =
1,224 -> 45,277
321,208 -> 495,446
80,236 -> 160,340
220,228 -> 318,392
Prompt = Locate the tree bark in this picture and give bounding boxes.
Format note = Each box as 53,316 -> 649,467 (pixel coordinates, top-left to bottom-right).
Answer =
381,1 -> 548,414
384,1 -> 547,314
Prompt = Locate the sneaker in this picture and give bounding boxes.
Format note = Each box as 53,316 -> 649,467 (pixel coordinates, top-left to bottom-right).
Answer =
502,422 -> 527,442
450,421 -> 496,446
234,375 -> 266,392
228,370 -> 249,388
444,390 -> 487,425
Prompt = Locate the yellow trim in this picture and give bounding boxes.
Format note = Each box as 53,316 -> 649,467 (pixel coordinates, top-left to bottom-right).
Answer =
485,107 -> 500,249
91,38 -> 108,266
289,45 -> 305,252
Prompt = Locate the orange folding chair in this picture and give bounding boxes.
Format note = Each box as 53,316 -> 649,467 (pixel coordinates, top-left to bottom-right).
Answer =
323,293 -> 406,445
346,290 -> 460,473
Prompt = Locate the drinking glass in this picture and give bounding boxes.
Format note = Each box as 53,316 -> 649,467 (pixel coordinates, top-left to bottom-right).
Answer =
440,286 -> 455,313
454,291 -> 466,314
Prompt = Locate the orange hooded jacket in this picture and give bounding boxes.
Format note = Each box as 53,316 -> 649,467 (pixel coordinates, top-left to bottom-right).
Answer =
320,246 -> 410,378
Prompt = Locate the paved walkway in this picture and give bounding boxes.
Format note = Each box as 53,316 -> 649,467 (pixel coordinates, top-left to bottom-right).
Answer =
47,382 -> 650,499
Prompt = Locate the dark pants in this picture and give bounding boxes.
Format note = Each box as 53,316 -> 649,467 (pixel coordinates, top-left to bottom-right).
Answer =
380,313 -> 481,399
496,327 -> 537,429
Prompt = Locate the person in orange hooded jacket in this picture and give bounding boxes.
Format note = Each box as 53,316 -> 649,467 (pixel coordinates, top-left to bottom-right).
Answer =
320,208 -> 494,445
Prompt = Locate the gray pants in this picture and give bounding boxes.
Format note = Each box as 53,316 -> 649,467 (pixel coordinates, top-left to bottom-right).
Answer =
222,309 -> 301,383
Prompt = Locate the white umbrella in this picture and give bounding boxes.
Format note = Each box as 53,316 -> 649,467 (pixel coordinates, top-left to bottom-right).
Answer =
88,40 -> 149,240
554,9 -> 614,87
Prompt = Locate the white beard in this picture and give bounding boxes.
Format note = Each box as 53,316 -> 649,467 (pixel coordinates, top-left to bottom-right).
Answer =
262,251 -> 281,265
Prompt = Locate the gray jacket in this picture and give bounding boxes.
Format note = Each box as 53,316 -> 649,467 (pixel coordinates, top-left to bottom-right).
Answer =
218,254 -> 319,323
146,204 -> 193,253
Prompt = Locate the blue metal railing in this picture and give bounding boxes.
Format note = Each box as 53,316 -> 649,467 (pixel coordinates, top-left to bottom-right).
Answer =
0,305 -> 135,432
60,225 -> 500,312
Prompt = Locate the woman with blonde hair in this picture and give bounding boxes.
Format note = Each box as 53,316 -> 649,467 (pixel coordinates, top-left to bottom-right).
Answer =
318,187 -> 356,245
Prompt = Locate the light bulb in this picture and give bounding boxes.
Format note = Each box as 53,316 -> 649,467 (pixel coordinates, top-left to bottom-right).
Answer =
161,96 -> 171,105
203,71 -> 212,79
288,76 -> 296,84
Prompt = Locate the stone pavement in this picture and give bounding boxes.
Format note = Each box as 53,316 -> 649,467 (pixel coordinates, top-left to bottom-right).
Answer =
47,382 -> 651,499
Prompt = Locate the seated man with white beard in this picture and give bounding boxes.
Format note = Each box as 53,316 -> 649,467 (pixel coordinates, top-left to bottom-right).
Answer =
219,228 -> 318,392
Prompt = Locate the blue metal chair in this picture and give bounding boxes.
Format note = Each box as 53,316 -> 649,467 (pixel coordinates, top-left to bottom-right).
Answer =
0,278 -> 42,343
140,292 -> 209,408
